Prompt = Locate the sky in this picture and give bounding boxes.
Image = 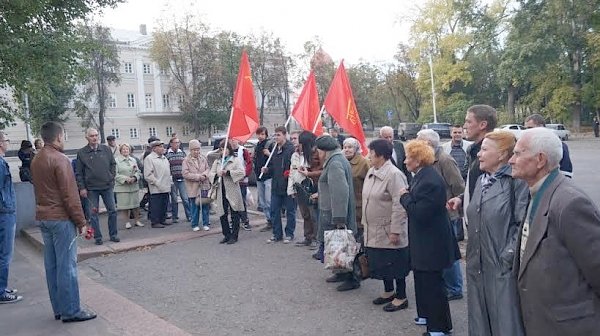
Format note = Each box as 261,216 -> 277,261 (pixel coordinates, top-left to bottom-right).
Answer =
99,0 -> 423,65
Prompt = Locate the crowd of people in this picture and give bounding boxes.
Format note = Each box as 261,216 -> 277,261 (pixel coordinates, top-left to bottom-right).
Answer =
0,104 -> 599,336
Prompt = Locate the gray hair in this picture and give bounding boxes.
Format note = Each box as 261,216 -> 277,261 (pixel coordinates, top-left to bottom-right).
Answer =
85,127 -> 98,136
343,137 -> 361,154
522,127 -> 562,169
417,129 -> 440,148
379,126 -> 394,137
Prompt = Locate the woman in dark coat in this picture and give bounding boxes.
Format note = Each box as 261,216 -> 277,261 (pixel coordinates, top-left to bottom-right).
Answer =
399,140 -> 459,336
18,140 -> 34,182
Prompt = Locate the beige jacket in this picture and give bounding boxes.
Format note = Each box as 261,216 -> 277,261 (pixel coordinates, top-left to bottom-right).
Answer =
209,156 -> 245,217
362,160 -> 409,249
182,154 -> 210,198
143,152 -> 171,194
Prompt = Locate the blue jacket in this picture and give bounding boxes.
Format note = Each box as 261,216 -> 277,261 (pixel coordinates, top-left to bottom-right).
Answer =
0,156 -> 16,214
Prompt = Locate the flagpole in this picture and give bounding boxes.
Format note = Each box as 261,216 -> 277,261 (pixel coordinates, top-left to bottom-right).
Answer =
311,105 -> 325,133
258,114 -> 294,179
220,106 -> 235,170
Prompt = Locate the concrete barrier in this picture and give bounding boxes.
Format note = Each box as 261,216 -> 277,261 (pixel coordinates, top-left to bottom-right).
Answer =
14,181 -> 36,232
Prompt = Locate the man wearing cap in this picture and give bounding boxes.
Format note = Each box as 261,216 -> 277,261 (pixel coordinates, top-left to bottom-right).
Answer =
315,135 -> 359,291
144,139 -> 172,228
106,135 -> 118,157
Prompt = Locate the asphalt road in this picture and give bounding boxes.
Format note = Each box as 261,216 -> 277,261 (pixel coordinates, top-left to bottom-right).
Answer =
77,137 -> 598,336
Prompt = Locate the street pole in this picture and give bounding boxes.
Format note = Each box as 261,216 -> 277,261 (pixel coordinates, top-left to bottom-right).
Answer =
24,93 -> 33,142
428,51 -> 438,124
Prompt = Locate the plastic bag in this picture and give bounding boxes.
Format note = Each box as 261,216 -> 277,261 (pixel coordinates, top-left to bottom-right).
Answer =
324,229 -> 360,272
246,191 -> 256,207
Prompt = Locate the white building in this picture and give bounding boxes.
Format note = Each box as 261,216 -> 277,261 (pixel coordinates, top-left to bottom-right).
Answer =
2,25 -> 287,151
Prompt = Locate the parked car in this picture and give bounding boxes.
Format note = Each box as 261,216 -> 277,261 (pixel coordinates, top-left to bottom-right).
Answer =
398,123 -> 422,140
421,123 -> 451,138
496,124 -> 526,139
546,123 -> 570,141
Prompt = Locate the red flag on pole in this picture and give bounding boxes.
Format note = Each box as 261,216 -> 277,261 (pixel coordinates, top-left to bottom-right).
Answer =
227,50 -> 259,143
291,71 -> 323,136
323,61 -> 367,153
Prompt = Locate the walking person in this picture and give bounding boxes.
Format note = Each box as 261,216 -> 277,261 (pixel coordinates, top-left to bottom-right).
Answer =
594,116 -> 600,138
144,139 -> 172,228
114,144 -> 143,230
362,139 -> 410,312
182,140 -> 211,232
31,121 -> 96,322
166,137 -> 191,223
0,132 -> 22,304
75,128 -> 118,245
253,127 -> 274,232
209,141 -> 245,245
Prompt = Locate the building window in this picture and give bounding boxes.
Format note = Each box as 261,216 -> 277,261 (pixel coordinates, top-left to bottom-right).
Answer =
148,127 -> 157,137
110,128 -> 120,139
165,126 -> 173,137
182,125 -> 190,136
127,93 -> 135,108
160,68 -> 169,76
129,128 -> 138,139
178,95 -> 184,105
64,130 -> 69,141
162,94 -> 170,108
143,63 -> 152,74
108,93 -> 117,108
145,94 -> 152,109
124,62 -> 133,73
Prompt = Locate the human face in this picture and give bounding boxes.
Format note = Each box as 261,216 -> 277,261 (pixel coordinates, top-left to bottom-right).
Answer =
380,130 -> 394,143
153,144 -> 165,156
463,112 -> 486,142
108,139 -> 116,147
524,119 -> 540,129
477,138 -> 505,174
86,130 -> 99,146
257,131 -> 267,141
120,146 -> 130,157
317,148 -> 326,162
404,153 -> 419,173
368,150 -> 385,168
170,138 -> 181,150
274,131 -> 286,145
190,147 -> 200,158
451,127 -> 463,143
0,135 -> 9,154
509,135 -> 546,186
290,133 -> 299,149
343,142 -> 357,159
229,138 -> 239,149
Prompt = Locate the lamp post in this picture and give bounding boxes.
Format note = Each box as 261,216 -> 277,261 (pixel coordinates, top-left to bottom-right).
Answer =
427,50 -> 438,124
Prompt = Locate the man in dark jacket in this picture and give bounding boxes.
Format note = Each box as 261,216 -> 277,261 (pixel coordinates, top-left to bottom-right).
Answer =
261,126 -> 295,243
75,128 -> 118,245
524,113 -> 573,178
253,127 -> 274,232
379,126 -> 411,184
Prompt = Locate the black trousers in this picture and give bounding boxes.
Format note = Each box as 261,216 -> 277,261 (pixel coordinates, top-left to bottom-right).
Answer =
149,193 -> 169,224
414,270 -> 453,333
220,189 -> 240,240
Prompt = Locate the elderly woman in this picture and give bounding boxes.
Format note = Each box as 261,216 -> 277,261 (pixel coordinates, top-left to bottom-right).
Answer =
343,137 -> 370,240
115,143 -> 143,229
209,140 -> 245,245
183,139 -> 211,232
316,135 -> 359,292
362,139 -> 410,312
462,130 -> 527,336
399,140 -> 458,336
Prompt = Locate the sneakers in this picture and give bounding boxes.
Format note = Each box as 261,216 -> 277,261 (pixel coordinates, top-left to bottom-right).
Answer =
135,221 -> 144,227
192,226 -> 200,232
5,288 -> 17,294
203,226 -> 210,231
283,236 -> 294,244
447,293 -> 463,301
242,222 -> 252,231
0,292 -> 23,304
267,236 -> 282,243
414,317 -> 428,325
125,222 -> 132,229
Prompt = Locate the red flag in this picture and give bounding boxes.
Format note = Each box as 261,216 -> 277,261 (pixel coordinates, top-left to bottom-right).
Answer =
291,71 -> 323,136
323,61 -> 367,153
228,50 -> 259,143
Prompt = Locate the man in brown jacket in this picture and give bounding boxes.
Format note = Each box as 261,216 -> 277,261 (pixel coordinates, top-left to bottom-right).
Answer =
31,122 -> 97,323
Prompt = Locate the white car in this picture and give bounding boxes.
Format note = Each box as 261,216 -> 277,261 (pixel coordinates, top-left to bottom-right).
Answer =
496,124 -> 526,139
546,124 -> 570,141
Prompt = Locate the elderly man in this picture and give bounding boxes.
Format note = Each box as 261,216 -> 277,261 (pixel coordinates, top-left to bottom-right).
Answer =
379,126 -> 411,183
315,135 -> 359,291
524,114 -> 573,178
510,127 -> 600,336
76,128 -> 118,245
144,139 -> 172,228
417,129 -> 465,301
165,137 -> 191,223
106,135 -> 118,157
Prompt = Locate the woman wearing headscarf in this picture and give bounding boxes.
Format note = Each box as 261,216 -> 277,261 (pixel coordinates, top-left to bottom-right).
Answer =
209,140 -> 245,245
114,143 -> 143,229
183,139 -> 211,232
342,137 -> 370,241
399,140 -> 458,336
464,130 -> 528,336
362,139 -> 410,312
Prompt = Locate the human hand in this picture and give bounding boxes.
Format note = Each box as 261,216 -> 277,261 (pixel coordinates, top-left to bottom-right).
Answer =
389,233 -> 400,245
310,193 -> 318,200
217,170 -> 224,177
447,197 -> 462,211
261,167 -> 268,174
399,188 -> 409,196
79,189 -> 88,198
262,149 -> 270,156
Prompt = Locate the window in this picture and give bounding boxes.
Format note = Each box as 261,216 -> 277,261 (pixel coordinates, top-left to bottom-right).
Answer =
160,68 -> 169,76
143,63 -> 152,74
124,62 -> 133,73
111,128 -> 120,139
162,94 -> 170,108
166,126 -> 173,137
182,125 -> 190,136
145,93 -> 152,109
108,93 -> 117,108
148,127 -> 157,137
178,94 -> 184,105
63,130 -> 69,141
129,128 -> 138,139
127,93 -> 135,108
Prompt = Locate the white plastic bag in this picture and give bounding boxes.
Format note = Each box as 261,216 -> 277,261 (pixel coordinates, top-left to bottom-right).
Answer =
324,229 -> 360,272
246,191 -> 256,207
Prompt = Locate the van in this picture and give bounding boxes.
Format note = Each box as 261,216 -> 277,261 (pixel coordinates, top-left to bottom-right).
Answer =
398,123 -> 422,141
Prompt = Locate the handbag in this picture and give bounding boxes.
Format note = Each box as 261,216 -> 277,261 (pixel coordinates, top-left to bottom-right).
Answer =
324,229 -> 360,272
294,177 -> 317,206
353,251 -> 370,280
196,189 -> 212,205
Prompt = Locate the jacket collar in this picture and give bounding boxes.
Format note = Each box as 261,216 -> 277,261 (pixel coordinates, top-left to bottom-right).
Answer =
349,153 -> 363,166
371,160 -> 394,180
323,149 -> 343,168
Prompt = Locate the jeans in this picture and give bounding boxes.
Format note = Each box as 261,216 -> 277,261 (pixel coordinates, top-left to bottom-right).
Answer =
239,183 -> 248,223
442,218 -> 464,296
257,179 -> 272,221
189,198 -> 210,228
88,187 -> 118,240
0,213 -> 16,293
270,193 -> 296,240
39,220 -> 81,319
171,180 -> 191,220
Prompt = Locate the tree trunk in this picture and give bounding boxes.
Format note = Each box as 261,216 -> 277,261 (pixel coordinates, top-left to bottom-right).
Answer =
507,83 -> 516,123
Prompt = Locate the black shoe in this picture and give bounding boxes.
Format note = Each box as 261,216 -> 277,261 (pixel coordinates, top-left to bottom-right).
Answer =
326,273 -> 347,283
172,218 -> 179,224
383,299 -> 409,312
162,221 -> 173,226
55,314 -> 61,320
242,222 -> 251,231
312,252 -> 323,261
336,280 -> 360,292
447,293 -> 463,301
62,309 -> 97,323
94,239 -> 103,245
219,237 -> 230,244
109,237 -> 120,243
372,296 -> 395,305
226,238 -> 238,244
295,239 -> 312,246
151,223 -> 165,228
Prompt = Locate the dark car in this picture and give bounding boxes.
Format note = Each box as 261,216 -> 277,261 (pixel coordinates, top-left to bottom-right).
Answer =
398,123 -> 422,140
421,123 -> 451,138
